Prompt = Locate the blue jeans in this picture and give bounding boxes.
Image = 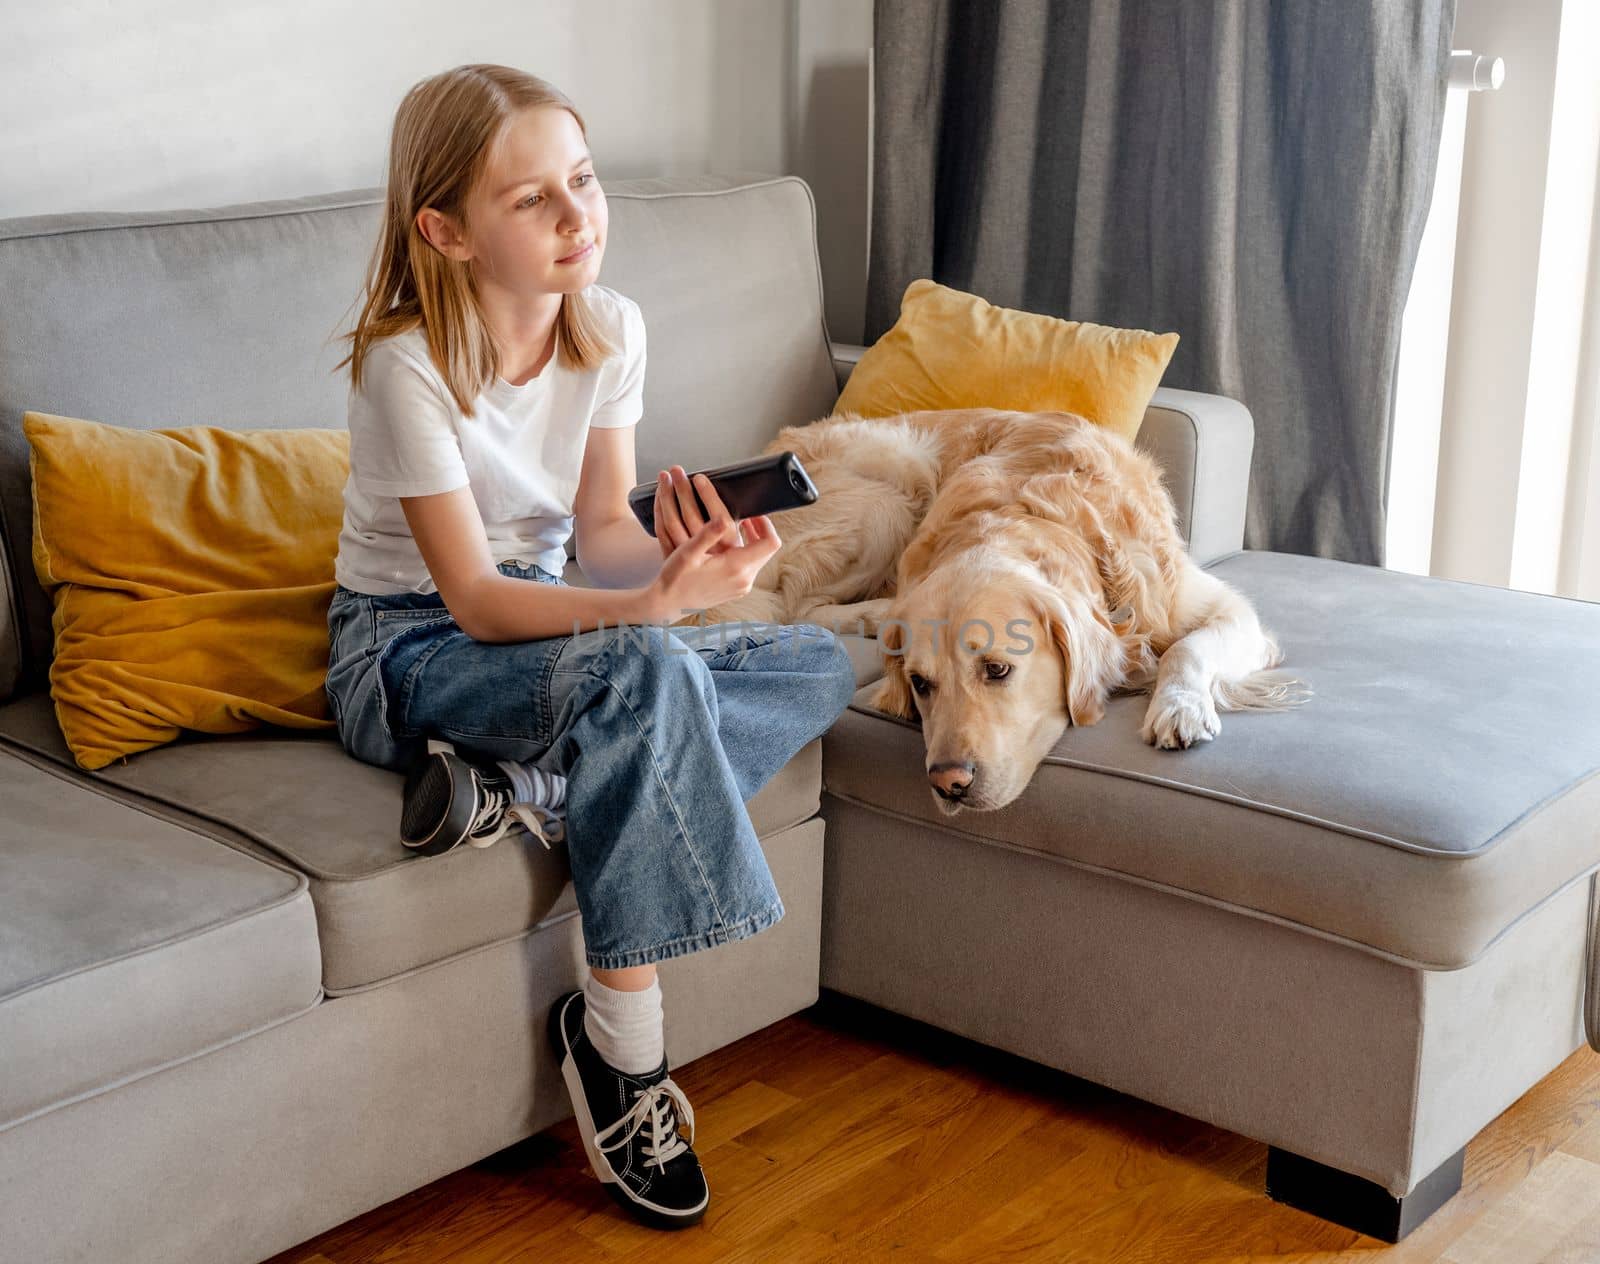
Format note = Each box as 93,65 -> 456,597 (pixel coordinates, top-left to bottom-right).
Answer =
324,559 -> 860,970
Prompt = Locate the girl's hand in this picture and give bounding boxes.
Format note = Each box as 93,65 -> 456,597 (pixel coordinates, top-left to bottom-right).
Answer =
646,478 -> 780,621
653,465 -> 741,559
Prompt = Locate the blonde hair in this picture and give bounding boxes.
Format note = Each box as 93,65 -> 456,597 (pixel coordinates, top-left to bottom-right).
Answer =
335,64 -> 618,417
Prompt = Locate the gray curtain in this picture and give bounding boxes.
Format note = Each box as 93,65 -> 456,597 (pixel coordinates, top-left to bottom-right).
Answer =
867,0 -> 1457,564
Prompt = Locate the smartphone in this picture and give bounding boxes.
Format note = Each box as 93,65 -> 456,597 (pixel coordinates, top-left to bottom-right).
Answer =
629,451 -> 819,538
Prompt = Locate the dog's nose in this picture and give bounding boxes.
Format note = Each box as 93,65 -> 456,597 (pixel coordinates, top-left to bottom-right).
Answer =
929,760 -> 976,800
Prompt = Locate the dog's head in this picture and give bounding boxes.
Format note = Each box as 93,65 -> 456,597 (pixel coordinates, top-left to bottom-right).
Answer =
867,556 -> 1127,814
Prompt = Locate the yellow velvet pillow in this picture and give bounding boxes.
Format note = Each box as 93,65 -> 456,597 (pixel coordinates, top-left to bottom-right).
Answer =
23,411 -> 348,770
836,279 -> 1180,444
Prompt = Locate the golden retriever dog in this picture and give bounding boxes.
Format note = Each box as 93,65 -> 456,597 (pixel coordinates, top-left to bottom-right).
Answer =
677,407 -> 1307,814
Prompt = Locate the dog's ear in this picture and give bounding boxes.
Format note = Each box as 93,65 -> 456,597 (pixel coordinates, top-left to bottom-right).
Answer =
1041,591 -> 1126,727
895,533 -> 937,589
867,617 -> 918,720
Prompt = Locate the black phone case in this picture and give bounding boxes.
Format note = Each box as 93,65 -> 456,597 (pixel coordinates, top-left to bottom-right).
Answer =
628,451 -> 819,538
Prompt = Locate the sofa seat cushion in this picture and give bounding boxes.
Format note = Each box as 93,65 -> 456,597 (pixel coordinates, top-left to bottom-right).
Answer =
822,549 -> 1600,970
836,632 -> 886,688
0,748 -> 321,1130
0,693 -> 825,993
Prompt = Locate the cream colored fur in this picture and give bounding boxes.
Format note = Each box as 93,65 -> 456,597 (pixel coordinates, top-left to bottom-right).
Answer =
676,407 -> 1309,812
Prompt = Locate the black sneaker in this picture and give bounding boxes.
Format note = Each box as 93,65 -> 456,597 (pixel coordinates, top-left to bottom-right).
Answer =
400,739 -> 566,856
547,990 -> 709,1229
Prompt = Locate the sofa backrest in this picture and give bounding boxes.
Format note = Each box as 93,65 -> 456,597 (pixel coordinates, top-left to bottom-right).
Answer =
0,174 -> 840,701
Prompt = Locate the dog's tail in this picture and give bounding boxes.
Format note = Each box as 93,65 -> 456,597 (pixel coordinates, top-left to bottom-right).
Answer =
1214,667 -> 1312,712
1212,627 -> 1310,711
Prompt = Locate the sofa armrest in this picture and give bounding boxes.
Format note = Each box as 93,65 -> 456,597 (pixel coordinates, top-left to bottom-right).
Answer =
830,341 -> 868,395
1134,387 -> 1254,565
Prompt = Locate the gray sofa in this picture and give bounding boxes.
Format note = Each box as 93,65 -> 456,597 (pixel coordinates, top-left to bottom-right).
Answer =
1,174 -> 1597,1261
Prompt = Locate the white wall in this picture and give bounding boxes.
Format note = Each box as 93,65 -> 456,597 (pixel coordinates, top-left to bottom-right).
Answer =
1,0 -> 872,341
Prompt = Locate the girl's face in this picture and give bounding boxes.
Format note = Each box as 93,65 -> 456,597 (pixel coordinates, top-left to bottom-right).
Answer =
460,104 -> 607,302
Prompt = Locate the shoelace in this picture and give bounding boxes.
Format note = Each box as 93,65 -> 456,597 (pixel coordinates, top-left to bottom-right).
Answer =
466,761 -> 568,850
592,1076 -> 696,1172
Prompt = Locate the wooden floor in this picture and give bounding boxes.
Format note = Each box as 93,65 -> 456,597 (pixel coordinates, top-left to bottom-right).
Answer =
268,991 -> 1600,1264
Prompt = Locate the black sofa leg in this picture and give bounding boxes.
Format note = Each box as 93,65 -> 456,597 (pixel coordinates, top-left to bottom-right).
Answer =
1265,1145 -> 1465,1242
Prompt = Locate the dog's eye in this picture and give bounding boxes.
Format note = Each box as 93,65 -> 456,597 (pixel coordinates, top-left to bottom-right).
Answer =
908,672 -> 932,695
984,661 -> 1012,681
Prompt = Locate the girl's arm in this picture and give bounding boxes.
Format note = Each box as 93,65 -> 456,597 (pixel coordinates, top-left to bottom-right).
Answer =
571,424 -> 667,589
399,485 -> 671,641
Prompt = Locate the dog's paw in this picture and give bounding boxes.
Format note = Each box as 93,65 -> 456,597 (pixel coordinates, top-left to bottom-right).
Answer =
1140,685 -> 1220,750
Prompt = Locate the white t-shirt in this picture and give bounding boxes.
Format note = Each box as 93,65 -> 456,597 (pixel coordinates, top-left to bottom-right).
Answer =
334,284 -> 645,595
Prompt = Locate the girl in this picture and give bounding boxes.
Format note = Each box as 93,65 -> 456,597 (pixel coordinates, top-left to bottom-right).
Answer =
324,64 -> 859,1231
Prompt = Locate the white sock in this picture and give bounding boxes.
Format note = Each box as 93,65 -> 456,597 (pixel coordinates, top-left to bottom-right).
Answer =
495,758 -> 567,813
583,974 -> 665,1075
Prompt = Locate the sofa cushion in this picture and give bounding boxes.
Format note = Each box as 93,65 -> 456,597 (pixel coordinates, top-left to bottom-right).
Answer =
24,411 -> 347,770
0,691 -> 826,994
835,278 -> 1179,443
0,748 -> 321,1131
836,632 -> 886,688
822,549 -> 1600,969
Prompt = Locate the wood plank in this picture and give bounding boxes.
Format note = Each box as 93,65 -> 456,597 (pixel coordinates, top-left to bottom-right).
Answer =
1439,1151 -> 1600,1264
